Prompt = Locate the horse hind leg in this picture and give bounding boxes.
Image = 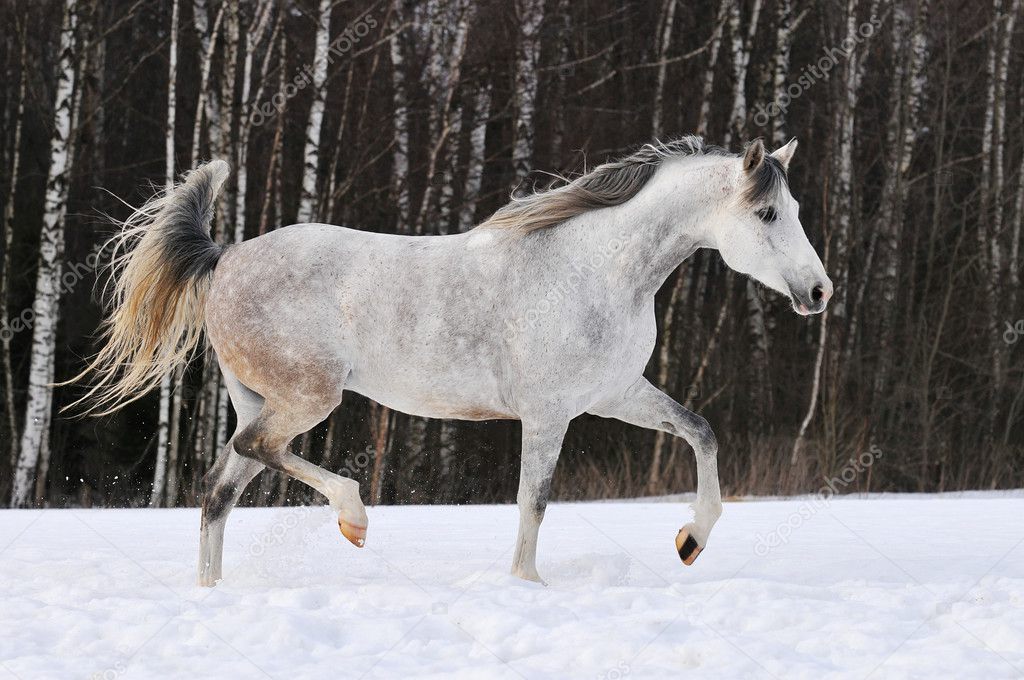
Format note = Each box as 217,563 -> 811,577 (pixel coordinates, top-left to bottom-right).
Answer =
230,369 -> 368,549
198,367 -> 266,586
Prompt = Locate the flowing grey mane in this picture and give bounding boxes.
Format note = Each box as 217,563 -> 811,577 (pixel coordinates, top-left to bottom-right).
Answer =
477,135 -> 788,234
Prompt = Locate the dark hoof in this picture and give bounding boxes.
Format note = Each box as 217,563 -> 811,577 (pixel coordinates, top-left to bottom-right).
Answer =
675,529 -> 703,566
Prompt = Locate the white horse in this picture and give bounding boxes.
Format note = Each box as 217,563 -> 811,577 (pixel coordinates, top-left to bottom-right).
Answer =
68,136 -> 831,586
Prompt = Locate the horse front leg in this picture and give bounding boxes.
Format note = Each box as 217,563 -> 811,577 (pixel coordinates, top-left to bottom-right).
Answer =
511,419 -> 569,584
590,377 -> 722,565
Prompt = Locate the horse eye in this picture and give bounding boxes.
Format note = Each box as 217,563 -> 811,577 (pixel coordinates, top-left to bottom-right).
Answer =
756,206 -> 778,223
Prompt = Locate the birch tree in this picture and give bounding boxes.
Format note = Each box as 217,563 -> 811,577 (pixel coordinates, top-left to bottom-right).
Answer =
871,0 -> 929,403
12,0 -> 79,507
412,0 -> 474,235
190,0 -> 226,167
297,0 -> 332,224
390,4 -> 411,230
511,0 -> 545,186
985,0 -> 1019,399
151,0 -> 180,507
768,0 -> 808,146
722,0 -> 763,148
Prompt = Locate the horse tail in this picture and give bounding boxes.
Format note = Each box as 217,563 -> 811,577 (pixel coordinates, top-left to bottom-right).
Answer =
61,160 -> 230,416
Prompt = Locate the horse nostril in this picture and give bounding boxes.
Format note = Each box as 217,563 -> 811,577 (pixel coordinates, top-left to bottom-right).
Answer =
811,285 -> 825,303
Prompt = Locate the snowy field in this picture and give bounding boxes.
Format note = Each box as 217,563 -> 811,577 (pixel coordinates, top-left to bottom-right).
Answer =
1,496 -> 1022,679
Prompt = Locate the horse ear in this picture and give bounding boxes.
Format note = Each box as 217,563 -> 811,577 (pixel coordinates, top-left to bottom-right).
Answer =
771,138 -> 798,170
743,139 -> 765,173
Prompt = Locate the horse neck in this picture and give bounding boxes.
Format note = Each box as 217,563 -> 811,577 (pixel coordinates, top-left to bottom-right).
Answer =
571,157 -> 725,299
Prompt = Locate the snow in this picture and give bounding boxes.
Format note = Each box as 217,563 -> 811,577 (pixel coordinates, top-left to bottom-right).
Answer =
1,496 -> 1022,679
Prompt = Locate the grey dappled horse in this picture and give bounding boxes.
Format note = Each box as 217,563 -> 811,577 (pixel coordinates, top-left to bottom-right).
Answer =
68,136 -> 831,586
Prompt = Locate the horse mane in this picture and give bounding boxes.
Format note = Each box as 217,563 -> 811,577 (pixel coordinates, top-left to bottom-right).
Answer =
476,135 -> 787,234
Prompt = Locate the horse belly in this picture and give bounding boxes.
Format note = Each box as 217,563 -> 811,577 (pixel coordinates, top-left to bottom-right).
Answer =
347,363 -> 515,421
345,330 -> 515,421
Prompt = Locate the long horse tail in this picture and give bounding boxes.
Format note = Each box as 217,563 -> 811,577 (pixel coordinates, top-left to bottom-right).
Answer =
62,160 -> 230,416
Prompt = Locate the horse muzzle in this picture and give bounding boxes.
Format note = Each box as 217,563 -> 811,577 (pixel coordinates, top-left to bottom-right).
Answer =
789,278 -> 832,316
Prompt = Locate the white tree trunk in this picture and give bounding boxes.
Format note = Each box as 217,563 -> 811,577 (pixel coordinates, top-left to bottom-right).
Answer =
390,12 -> 411,230
412,0 -> 474,234
830,0 -> 865,326
12,0 -> 78,507
190,0 -> 225,167
296,0 -> 332,224
512,0 -> 545,185
151,0 -> 180,508
986,0 -> 1019,395
234,0 -> 275,243
722,0 -> 762,148
870,0 -> 929,401
769,0 -> 808,146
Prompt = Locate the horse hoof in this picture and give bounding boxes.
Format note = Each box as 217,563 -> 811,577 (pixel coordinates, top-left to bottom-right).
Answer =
339,518 -> 366,547
675,527 -> 703,565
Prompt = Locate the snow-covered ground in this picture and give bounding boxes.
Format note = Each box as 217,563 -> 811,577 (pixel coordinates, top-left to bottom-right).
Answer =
1,496 -> 1022,679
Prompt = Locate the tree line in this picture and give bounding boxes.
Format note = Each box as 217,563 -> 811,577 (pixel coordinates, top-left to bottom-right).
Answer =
0,0 -> 1021,509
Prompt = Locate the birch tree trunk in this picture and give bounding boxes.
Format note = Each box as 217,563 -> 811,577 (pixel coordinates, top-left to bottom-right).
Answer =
151,0 -> 180,507
412,0 -> 474,235
769,0 -> 808,146
986,0 -> 1019,399
817,0 -> 870,461
512,0 -> 545,186
722,0 -> 762,148
390,7 -> 411,230
190,0 -> 225,168
296,0 -> 332,225
977,0 -> 999,389
828,0 -> 868,338
234,0 -> 274,243
12,0 -> 78,508
870,0 -> 929,404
